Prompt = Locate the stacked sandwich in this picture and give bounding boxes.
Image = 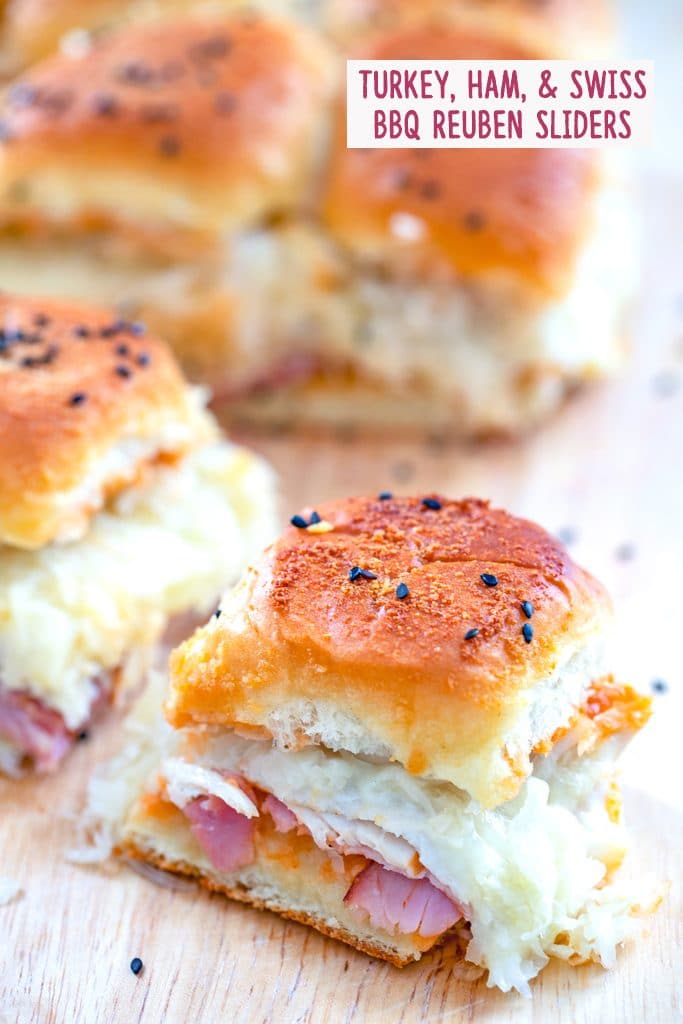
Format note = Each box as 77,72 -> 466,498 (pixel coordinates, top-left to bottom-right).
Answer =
0,3 -> 628,436
0,292 -> 276,774
114,494 -> 652,993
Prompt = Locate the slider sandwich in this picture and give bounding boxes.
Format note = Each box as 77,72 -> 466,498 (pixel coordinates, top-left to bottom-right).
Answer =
0,10 -> 630,436
0,293 -> 275,774
117,495 -> 654,994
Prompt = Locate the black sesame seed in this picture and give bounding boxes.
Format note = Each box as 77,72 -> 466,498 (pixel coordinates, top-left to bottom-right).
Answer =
92,93 -> 119,117
137,353 -> 150,367
119,61 -> 153,85
20,344 -> 57,368
33,313 -> 50,327
130,957 -> 143,976
115,364 -> 132,379
422,497 -> 442,510
349,566 -> 377,582
522,623 -> 534,644
130,321 -> 146,336
290,515 -> 308,529
650,679 -> 668,695
76,730 -> 89,742
214,608 -> 222,619
396,583 -> 409,599
521,600 -> 533,619
378,492 -> 393,500
464,209 -> 485,232
420,179 -> 440,200
116,343 -> 130,357
72,325 -> 90,338
308,510 -> 321,525
159,135 -> 181,158
464,628 -> 479,640
480,573 -> 498,587
68,392 -> 87,407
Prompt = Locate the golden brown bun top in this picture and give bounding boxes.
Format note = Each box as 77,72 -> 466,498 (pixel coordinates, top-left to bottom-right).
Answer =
0,13 -> 334,233
321,26 -> 600,295
169,495 -> 612,804
2,1 -> 307,68
0,292 -> 211,549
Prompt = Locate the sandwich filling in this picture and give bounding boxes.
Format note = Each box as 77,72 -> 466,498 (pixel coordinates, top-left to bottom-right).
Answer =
123,679 -> 649,994
0,441 -> 275,772
0,180 -> 629,433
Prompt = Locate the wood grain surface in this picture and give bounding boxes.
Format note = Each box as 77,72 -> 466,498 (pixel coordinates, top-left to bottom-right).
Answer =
1,3 -> 683,1016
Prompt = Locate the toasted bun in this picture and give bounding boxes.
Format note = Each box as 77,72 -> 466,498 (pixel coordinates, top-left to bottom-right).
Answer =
0,14 -> 334,237
168,495 -> 612,807
322,26 -> 601,297
0,292 -> 213,549
2,0 -> 279,68
325,0 -> 613,56
120,790 -> 461,966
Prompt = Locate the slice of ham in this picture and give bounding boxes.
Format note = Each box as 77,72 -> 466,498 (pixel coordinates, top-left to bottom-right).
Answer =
0,688 -> 74,773
0,679 -> 110,773
344,863 -> 462,939
262,794 -> 298,834
183,795 -> 255,873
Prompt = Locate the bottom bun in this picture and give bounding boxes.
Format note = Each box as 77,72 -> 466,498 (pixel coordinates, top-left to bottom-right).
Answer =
120,792 -> 468,967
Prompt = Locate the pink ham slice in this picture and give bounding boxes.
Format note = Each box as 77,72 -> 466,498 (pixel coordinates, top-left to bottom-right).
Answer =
0,678 -> 110,773
0,688 -> 73,772
344,863 -> 462,939
183,795 -> 255,873
262,794 -> 298,833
